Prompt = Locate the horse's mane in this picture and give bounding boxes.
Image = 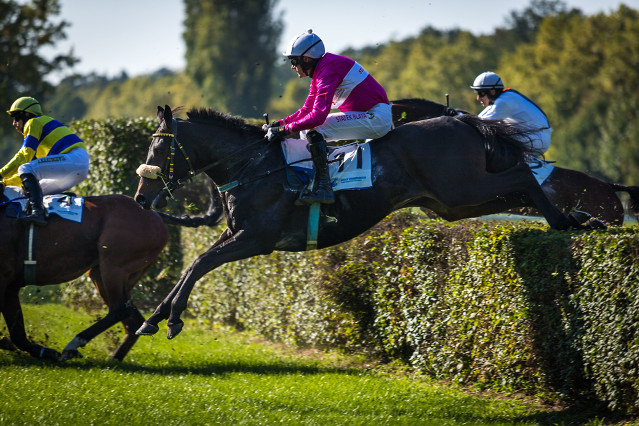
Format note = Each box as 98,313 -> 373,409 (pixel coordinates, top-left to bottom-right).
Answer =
185,108 -> 263,137
393,98 -> 445,107
392,98 -> 462,117
455,114 -> 538,170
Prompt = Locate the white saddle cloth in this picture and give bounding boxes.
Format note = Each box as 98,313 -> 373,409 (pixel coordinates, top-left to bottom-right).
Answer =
528,159 -> 555,186
281,139 -> 373,191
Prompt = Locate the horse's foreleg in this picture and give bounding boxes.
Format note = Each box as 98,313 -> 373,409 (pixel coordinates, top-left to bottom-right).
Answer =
138,228 -> 234,336
2,286 -> 60,361
166,230 -> 271,340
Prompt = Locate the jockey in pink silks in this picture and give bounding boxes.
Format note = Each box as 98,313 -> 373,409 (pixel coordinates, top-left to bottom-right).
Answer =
265,29 -> 392,205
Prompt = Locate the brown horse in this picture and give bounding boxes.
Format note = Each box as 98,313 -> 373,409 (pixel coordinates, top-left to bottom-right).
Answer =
391,98 -> 639,225
0,192 -> 169,361
133,105 -> 596,340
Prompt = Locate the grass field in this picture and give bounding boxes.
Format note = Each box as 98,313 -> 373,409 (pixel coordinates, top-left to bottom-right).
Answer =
0,303 -> 633,425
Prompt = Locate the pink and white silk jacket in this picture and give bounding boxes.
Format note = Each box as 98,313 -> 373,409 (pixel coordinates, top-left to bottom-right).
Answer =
282,53 -> 390,134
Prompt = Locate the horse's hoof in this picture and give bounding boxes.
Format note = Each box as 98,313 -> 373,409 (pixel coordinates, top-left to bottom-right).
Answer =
167,321 -> 184,340
61,349 -> 83,361
568,210 -> 592,226
585,217 -> 607,230
36,347 -> 61,361
136,322 -> 159,336
0,336 -> 17,351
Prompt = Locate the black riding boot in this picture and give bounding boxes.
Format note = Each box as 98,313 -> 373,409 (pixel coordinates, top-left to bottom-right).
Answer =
19,173 -> 47,226
296,131 -> 335,205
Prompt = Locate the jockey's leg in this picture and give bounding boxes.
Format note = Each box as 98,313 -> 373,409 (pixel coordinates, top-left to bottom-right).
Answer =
18,173 -> 47,226
296,130 -> 334,205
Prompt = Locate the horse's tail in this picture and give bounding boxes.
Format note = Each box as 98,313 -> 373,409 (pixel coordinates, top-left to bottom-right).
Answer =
157,210 -> 223,227
610,183 -> 639,217
455,114 -> 537,171
157,178 -> 225,228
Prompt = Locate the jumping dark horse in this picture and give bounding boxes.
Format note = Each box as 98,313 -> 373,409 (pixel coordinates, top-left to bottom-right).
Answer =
0,193 -> 169,361
391,98 -> 639,225
134,105 -> 589,340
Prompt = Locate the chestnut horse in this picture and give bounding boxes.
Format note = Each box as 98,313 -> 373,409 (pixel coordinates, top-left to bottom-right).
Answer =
133,105 -> 590,340
0,193 -> 168,361
391,98 -> 639,225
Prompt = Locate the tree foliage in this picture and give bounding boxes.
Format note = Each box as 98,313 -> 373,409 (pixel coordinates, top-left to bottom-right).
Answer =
183,0 -> 282,118
0,0 -> 76,158
498,5 -> 639,182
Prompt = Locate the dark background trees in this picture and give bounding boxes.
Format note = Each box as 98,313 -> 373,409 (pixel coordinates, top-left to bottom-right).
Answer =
0,0 -> 76,158
183,0 -> 283,117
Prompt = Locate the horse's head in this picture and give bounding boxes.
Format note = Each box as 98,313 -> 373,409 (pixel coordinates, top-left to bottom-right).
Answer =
135,105 -> 193,209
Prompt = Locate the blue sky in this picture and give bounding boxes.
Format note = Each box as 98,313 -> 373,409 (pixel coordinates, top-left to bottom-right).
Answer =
47,0 -> 637,82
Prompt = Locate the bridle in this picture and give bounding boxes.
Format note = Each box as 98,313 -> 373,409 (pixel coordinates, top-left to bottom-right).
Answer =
137,119 -> 282,200
145,123 -> 196,200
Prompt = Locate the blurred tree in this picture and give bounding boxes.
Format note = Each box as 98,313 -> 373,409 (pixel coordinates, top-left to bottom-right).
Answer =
504,0 -> 569,44
499,5 -> 639,183
0,0 -> 77,158
183,0 -> 283,118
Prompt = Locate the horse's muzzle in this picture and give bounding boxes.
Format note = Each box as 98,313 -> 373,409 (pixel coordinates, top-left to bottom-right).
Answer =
134,193 -> 150,209
151,192 -> 168,209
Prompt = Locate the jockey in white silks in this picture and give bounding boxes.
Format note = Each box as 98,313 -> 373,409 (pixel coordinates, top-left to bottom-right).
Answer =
471,71 -> 552,157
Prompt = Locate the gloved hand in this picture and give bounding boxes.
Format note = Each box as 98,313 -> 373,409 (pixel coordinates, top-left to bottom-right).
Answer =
262,120 -> 282,132
266,125 -> 287,143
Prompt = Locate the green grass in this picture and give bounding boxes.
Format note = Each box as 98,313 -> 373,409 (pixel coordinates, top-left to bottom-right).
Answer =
0,303 -> 632,425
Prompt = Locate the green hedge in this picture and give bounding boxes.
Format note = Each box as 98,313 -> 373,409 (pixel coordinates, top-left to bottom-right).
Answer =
180,213 -> 639,414
57,116 -> 639,414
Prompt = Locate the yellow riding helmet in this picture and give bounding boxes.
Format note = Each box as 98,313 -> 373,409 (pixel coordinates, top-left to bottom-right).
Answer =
6,97 -> 43,116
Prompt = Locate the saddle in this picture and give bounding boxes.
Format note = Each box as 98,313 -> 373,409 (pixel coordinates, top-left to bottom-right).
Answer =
280,139 -> 373,193
2,186 -> 84,223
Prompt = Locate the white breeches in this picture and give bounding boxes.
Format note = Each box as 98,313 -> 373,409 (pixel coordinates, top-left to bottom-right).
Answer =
530,127 -> 552,156
301,102 -> 393,142
18,148 -> 90,195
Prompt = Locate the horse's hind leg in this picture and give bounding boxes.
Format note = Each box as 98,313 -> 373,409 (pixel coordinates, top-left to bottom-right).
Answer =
110,304 -> 145,361
2,285 -> 60,360
438,162 -> 572,230
61,267 -> 132,361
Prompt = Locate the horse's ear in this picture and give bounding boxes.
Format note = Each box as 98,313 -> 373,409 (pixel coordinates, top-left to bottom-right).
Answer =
164,105 -> 173,132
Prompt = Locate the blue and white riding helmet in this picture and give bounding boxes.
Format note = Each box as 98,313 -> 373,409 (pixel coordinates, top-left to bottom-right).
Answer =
283,29 -> 326,59
470,71 -> 504,91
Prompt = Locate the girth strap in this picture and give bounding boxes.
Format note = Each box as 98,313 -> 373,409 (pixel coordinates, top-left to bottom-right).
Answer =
24,224 -> 38,285
306,203 -> 321,251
